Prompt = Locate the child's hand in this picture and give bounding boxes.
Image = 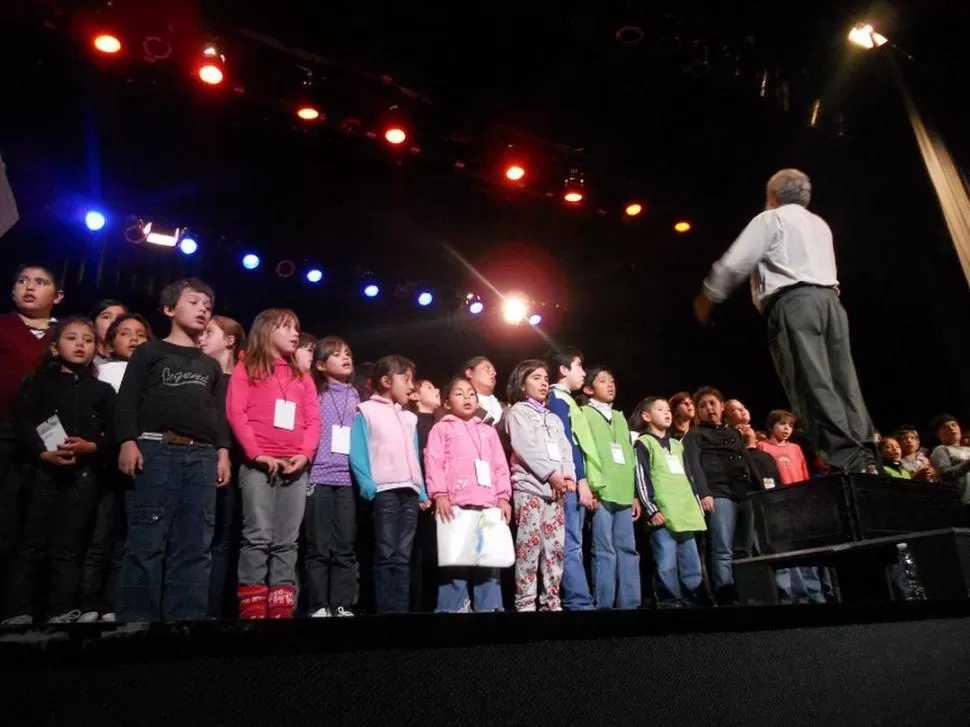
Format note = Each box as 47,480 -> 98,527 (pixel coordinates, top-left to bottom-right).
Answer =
700,496 -> 715,513
119,441 -> 143,476
40,449 -> 75,467
548,472 -> 568,497
498,498 -> 512,523
577,479 -> 595,508
419,499 -> 433,511
564,476 -> 577,493
281,455 -> 309,476
62,436 -> 97,456
254,455 -> 281,477
649,512 -> 666,528
216,449 -> 231,486
632,499 -> 641,522
435,495 -> 454,521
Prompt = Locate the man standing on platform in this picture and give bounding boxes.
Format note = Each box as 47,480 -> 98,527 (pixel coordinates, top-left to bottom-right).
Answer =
693,168 -> 877,474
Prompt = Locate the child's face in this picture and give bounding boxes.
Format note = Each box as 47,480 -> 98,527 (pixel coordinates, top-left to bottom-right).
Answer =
724,400 -> 751,426
411,380 -> 441,410
674,398 -> 695,421
167,288 -> 212,335
880,437 -> 902,461
95,305 -> 126,347
294,344 -> 314,372
585,370 -> 615,404
109,318 -> 149,361
270,318 -> 300,357
12,267 -> 62,316
643,400 -> 672,429
467,360 -> 497,396
200,322 -> 230,359
696,395 -> 723,424
522,367 -> 549,402
319,344 -> 353,381
446,379 -> 478,420
771,419 -> 793,442
938,420 -> 962,447
898,430 -> 920,455
383,368 -> 414,406
560,357 -> 585,392
54,322 -> 95,366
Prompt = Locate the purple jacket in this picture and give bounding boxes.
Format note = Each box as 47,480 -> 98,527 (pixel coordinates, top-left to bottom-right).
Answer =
309,380 -> 360,487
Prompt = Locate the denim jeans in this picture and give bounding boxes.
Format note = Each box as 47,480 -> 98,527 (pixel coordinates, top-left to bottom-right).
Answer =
590,501 -> 640,609
776,567 -> 826,604
304,484 -> 357,612
118,441 -> 217,622
208,475 -> 240,617
436,567 -> 503,612
707,497 -> 755,603
651,527 -> 703,606
562,490 -> 593,610
373,488 -> 419,614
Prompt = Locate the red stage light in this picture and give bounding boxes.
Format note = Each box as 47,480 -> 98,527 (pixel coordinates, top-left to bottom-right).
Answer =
564,191 -> 584,203
625,203 -> 643,217
384,127 -> 407,144
199,63 -> 224,85
93,34 -> 122,54
297,106 -> 320,121
674,220 -> 692,233
505,165 -> 526,181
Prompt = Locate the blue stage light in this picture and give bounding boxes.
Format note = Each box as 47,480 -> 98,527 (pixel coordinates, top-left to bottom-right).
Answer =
363,283 -> 380,298
468,300 -> 484,315
306,268 -> 323,284
417,290 -> 433,307
242,253 -> 261,270
528,313 -> 543,326
178,237 -> 198,255
85,210 -> 106,231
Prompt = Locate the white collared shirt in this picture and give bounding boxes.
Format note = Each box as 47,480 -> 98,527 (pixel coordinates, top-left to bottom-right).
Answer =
703,204 -> 839,312
477,393 -> 504,423
587,398 -> 613,422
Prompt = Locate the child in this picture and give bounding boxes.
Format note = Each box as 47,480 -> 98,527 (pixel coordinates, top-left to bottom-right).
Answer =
305,336 -> 360,618
546,346 -> 595,611
756,410 -> 810,485
407,377 -> 441,612
349,355 -> 430,614
929,414 -> 970,520
669,392 -> 695,440
425,376 -> 512,612
227,309 -> 320,619
410,379 -> 442,448
295,332 -> 318,373
505,359 -> 573,612
89,299 -> 127,365
879,437 -> 911,479
200,315 -> 246,618
77,312 -> 153,623
632,397 -> 708,608
579,366 -> 641,610
3,317 -> 114,624
897,426 -> 935,480
115,278 -> 231,622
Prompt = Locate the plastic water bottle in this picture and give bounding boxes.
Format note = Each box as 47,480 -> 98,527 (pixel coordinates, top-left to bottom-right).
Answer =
895,542 -> 927,601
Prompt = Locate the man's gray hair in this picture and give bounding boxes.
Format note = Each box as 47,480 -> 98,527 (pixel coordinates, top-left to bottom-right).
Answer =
767,169 -> 811,207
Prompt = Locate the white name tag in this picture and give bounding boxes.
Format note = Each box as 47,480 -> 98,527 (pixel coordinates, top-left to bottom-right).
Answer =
36,414 -> 68,452
763,477 -> 776,490
546,441 -> 561,461
273,399 -> 296,431
331,425 -> 351,455
475,459 -> 492,487
611,443 -> 626,465
667,454 -> 685,475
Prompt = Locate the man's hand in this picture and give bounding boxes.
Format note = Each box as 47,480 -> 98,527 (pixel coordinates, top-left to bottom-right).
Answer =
119,441 -> 143,476
700,496 -> 715,513
693,292 -> 714,325
216,449 -> 231,486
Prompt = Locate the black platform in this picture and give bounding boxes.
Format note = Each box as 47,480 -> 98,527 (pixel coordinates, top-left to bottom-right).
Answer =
3,603 -> 970,725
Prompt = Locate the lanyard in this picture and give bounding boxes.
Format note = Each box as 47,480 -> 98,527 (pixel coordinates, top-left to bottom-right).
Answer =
327,386 -> 355,427
463,420 -> 484,459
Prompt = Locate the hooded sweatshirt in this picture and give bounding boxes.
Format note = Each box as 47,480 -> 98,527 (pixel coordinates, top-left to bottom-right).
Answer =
424,414 -> 512,508
506,400 -> 574,500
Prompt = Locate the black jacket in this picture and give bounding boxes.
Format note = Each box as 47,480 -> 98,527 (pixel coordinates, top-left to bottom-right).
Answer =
683,422 -> 759,500
13,366 -> 115,462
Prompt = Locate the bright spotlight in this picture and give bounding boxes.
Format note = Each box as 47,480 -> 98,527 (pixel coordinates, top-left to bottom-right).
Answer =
528,313 -> 543,326
469,300 -> 484,315
674,220 -> 692,233
93,34 -> 122,55
84,210 -> 106,231
178,237 -> 198,255
306,268 -> 323,283
297,106 -> 320,121
199,45 -> 225,85
417,290 -> 433,307
563,169 -> 584,204
363,283 -> 380,298
242,253 -> 261,270
625,202 -> 643,217
502,297 -> 528,325
384,127 -> 407,145
848,23 -> 888,50
505,165 -> 526,182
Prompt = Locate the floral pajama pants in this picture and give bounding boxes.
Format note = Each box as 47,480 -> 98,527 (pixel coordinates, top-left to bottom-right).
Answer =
513,492 -> 565,612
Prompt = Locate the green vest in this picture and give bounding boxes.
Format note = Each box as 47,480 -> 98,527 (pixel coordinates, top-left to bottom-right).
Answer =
883,464 -> 912,479
580,405 -> 635,505
550,387 -> 600,472
639,434 -> 707,534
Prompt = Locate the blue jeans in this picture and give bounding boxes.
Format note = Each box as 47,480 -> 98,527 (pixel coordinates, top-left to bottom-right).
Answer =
707,497 -> 754,603
436,567 -> 503,612
118,441 -> 217,622
651,527 -> 702,606
373,488 -> 419,614
562,490 -> 593,610
591,502 -> 640,609
776,567 -> 826,604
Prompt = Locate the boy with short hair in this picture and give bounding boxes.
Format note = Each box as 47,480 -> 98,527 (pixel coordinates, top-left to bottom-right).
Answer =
929,414 -> 970,522
0,264 -> 64,566
897,426 -> 935,480
546,346 -> 595,611
115,278 -> 231,621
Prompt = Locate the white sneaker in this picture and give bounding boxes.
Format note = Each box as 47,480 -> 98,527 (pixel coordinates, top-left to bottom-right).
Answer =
48,609 -> 82,624
310,607 -> 332,618
1,614 -> 33,626
101,612 -> 117,623
77,611 -> 100,623
334,607 -> 354,618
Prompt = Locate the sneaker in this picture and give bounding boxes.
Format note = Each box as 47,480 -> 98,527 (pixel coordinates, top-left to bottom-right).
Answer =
101,612 -> 116,623
1,614 -> 33,626
48,609 -> 82,624
310,607 -> 332,618
77,611 -> 100,623
334,607 -> 354,618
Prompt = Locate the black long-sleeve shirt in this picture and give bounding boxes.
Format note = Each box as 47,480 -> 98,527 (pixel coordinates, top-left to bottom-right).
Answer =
13,367 -> 115,462
633,432 -> 709,517
115,339 -> 229,448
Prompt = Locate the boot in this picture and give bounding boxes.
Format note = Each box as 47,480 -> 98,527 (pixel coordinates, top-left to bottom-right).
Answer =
238,585 -> 269,619
267,585 -> 297,619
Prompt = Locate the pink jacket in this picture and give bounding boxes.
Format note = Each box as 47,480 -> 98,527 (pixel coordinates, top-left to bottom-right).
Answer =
226,360 -> 320,462
424,414 -> 512,507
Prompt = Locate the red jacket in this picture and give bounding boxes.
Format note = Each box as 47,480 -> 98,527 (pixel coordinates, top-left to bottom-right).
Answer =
0,311 -> 52,422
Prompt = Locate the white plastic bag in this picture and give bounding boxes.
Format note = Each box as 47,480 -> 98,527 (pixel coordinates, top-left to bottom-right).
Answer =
436,507 -> 514,568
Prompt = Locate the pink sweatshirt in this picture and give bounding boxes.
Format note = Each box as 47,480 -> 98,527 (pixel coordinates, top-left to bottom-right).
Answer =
226,360 -> 321,462
757,439 -> 810,485
424,414 -> 512,507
